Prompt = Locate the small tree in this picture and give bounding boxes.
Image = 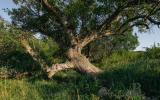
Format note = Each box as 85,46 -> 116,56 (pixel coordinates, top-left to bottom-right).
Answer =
9,0 -> 160,78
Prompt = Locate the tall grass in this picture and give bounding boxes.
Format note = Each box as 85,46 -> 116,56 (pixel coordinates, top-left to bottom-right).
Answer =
0,48 -> 160,100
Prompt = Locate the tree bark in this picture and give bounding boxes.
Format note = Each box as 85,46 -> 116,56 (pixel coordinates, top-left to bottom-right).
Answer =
46,61 -> 75,78
46,45 -> 103,78
20,39 -> 49,70
21,39 -> 103,78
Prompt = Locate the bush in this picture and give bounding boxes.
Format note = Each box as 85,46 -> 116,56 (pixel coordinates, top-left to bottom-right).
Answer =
145,47 -> 160,59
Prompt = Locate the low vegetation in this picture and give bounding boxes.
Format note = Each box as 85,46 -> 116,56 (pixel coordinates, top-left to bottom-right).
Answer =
0,0 -> 160,99
0,46 -> 160,100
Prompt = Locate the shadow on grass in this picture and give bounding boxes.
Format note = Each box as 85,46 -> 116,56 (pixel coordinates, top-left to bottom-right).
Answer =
26,70 -> 100,100
0,51 -> 41,72
32,59 -> 160,99
99,59 -> 160,99
1,57 -> 159,99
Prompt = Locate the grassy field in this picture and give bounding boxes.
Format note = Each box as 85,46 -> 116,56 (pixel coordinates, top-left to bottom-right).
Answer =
0,49 -> 160,100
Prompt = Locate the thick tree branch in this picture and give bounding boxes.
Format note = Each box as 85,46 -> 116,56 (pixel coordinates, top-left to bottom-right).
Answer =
41,0 -> 76,46
81,30 -> 113,47
42,0 -> 66,25
89,8 -> 160,48
46,61 -> 75,78
118,5 -> 160,31
118,15 -> 160,32
119,22 -> 151,35
99,0 -> 160,31
147,17 -> 160,25
99,8 -> 123,31
20,39 -> 49,70
20,39 -> 76,78
98,1 -> 133,31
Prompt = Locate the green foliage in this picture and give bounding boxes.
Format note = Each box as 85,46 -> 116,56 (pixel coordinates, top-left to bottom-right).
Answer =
0,19 -> 159,99
8,0 -> 160,51
1,50 -> 160,100
0,74 -> 145,100
99,50 -> 160,99
83,32 -> 139,61
99,50 -> 142,69
1,1 -> 160,100
0,19 -> 61,73
145,46 -> 160,59
0,21 -> 25,71
29,37 -> 64,65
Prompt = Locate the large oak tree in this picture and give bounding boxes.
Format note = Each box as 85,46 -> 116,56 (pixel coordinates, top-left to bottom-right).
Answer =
9,0 -> 160,78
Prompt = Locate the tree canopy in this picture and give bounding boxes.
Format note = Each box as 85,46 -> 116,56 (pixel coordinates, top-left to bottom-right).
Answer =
9,0 -> 160,49
7,0 -> 160,78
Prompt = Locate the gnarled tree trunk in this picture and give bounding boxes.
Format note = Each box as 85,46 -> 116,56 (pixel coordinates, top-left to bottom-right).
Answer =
21,39 -> 103,78
47,45 -> 103,78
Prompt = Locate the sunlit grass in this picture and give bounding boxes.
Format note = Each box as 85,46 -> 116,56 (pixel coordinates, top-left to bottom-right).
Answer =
0,49 -> 160,100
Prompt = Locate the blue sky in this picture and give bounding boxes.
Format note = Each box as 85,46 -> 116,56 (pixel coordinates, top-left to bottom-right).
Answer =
0,0 -> 160,51
0,0 -> 18,21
